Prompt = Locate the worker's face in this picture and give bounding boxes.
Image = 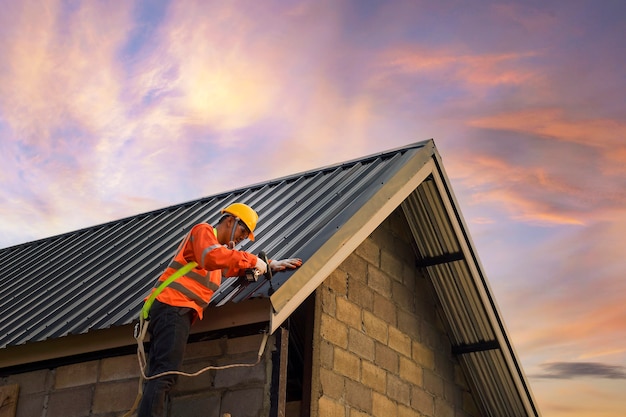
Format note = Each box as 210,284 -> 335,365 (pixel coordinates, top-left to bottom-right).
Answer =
223,216 -> 250,248
235,220 -> 250,242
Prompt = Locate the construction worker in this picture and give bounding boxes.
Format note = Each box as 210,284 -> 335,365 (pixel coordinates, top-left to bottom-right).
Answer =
138,203 -> 302,417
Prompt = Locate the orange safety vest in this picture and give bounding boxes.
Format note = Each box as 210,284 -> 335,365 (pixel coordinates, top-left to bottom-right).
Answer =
149,223 -> 257,320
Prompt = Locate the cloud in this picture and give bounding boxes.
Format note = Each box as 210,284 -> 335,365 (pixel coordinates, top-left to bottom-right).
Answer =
380,46 -> 540,88
0,0 -> 369,248
492,3 -> 557,34
533,362 -> 626,380
0,0 -> 133,139
469,108 -> 626,151
0,0 -> 149,244
144,3 -> 279,131
513,297 -> 626,359
443,114 -> 626,229
484,215 -> 626,366
445,150 -> 590,227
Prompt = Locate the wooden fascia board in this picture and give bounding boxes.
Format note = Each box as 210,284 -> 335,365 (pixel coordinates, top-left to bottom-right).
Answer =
0,297 -> 271,369
269,143 -> 436,334
0,324 -> 136,370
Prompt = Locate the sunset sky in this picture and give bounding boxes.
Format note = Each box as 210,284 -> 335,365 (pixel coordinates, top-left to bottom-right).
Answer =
1,1 -> 625,415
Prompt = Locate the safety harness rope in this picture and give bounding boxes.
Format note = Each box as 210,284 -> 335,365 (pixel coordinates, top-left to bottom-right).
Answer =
123,260 -> 269,417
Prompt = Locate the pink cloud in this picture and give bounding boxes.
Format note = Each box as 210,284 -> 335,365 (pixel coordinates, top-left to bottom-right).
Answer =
447,153 -> 591,225
519,298 -> 626,354
462,109 -> 626,222
492,3 -> 558,34
469,108 -> 626,149
378,45 -> 540,88
0,0 -> 133,144
496,215 -> 626,366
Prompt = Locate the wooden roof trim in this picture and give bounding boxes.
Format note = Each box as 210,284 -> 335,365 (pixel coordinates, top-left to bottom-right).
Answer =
269,144 -> 436,333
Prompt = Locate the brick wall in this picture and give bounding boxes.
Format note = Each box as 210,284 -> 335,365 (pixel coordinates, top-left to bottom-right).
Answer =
311,209 -> 482,417
1,332 -> 272,417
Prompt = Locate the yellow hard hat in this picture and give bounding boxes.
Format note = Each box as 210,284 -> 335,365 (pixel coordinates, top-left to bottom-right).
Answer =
221,203 -> 258,241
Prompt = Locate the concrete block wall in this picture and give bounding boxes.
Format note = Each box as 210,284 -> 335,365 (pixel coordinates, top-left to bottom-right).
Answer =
1,332 -> 272,417
311,209 -> 482,417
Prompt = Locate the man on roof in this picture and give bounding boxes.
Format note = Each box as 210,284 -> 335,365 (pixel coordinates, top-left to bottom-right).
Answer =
138,202 -> 302,417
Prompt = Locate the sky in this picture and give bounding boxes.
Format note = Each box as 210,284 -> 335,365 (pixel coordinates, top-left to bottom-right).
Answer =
1,0 -> 625,415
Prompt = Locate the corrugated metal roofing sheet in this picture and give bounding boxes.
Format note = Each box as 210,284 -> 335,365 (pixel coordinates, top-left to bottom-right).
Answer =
0,142 -> 421,349
401,167 -> 540,417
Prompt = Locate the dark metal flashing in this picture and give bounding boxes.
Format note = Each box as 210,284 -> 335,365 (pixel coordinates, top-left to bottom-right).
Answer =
415,251 -> 464,267
0,345 -> 136,378
452,340 -> 501,355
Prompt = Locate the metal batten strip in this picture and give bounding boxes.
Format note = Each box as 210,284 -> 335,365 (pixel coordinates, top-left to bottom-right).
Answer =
415,252 -> 464,267
452,340 -> 500,355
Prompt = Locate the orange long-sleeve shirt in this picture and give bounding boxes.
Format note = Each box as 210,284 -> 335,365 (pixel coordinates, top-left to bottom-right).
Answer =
153,223 -> 259,319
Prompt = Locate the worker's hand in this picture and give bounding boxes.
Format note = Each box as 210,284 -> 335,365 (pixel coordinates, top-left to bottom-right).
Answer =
270,258 -> 303,271
254,257 -> 268,275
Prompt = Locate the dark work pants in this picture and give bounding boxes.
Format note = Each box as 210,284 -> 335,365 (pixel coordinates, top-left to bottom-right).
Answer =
138,300 -> 194,417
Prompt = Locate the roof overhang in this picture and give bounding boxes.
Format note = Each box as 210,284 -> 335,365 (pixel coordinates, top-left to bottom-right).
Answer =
269,141 -> 540,417
0,297 -> 271,371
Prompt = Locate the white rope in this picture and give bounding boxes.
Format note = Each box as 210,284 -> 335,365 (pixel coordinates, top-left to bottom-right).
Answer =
123,317 -> 270,416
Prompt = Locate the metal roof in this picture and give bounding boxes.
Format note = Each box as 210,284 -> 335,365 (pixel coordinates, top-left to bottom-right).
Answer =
0,142 -> 423,349
0,139 -> 540,416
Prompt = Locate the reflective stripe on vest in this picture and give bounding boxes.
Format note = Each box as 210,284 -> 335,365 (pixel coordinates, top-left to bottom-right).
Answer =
200,244 -> 222,269
163,260 -> 220,292
149,225 -> 222,314
166,281 -> 210,309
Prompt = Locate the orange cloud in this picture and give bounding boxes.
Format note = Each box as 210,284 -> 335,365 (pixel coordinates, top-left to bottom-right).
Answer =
0,0 -> 133,145
580,348 -> 626,361
469,108 -> 626,150
150,3 -> 279,130
467,110 -> 626,213
534,379 -> 626,417
507,279 -> 626,363
474,188 -> 585,225
447,153 -> 588,225
378,45 -> 540,88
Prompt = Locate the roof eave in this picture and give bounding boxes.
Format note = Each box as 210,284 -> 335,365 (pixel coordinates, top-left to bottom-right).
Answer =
0,297 -> 271,371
